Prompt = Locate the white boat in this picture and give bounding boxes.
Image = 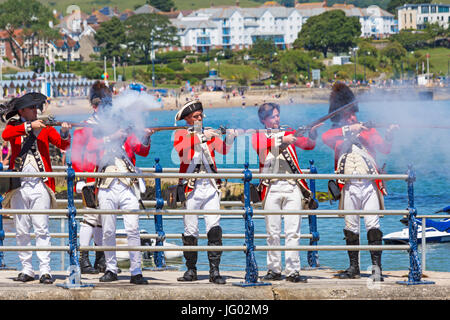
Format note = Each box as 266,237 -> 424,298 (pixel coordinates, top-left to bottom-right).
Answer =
383,218 -> 450,245
116,229 -> 183,262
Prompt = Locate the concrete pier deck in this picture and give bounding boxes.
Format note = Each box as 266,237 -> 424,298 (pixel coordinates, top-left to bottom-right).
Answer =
0,268 -> 448,300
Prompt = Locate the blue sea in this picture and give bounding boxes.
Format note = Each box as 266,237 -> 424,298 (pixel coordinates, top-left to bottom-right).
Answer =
2,98 -> 449,274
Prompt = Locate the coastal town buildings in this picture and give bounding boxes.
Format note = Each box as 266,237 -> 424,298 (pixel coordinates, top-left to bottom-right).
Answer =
397,3 -> 450,30
169,1 -> 396,52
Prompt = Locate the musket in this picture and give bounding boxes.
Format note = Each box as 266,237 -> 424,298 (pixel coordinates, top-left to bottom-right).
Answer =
148,125 -> 190,132
279,100 -> 359,149
363,121 -> 450,130
42,115 -> 88,128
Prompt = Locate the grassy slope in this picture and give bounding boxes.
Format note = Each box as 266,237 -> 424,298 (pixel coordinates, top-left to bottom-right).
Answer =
416,47 -> 450,75
21,0 -> 261,15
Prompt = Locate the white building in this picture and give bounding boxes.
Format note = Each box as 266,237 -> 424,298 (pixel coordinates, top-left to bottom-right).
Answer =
171,5 -> 303,52
397,3 -> 450,30
295,2 -> 396,39
170,3 -> 397,52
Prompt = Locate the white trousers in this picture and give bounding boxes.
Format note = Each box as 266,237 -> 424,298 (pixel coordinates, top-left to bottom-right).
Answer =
98,179 -> 141,276
263,181 -> 302,276
343,180 -> 381,234
11,182 -> 51,277
79,212 -> 103,247
184,179 -> 221,238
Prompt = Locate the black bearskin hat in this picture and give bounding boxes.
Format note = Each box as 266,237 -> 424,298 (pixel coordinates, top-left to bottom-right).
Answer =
328,82 -> 358,123
0,92 -> 47,122
89,80 -> 112,108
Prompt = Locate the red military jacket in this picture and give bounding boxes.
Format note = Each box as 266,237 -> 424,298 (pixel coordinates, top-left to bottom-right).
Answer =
321,125 -> 392,191
2,119 -> 71,192
173,128 -> 232,174
251,130 -> 315,201
85,129 -> 151,168
72,127 -> 97,184
173,128 -> 233,194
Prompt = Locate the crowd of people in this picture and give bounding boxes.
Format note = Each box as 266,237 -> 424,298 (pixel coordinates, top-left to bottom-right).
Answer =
0,80 -> 398,285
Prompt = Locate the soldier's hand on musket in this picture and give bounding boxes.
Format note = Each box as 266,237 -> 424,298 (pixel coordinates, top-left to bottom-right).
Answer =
144,128 -> 155,137
385,124 -> 399,141
348,122 -> 368,133
282,134 -> 297,145
204,128 -> 220,140
308,122 -> 324,140
60,122 -> 72,133
110,128 -> 128,141
31,119 -> 46,130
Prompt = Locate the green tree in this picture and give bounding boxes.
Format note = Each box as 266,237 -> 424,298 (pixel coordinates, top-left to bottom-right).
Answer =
380,41 -> 407,63
271,49 -> 324,83
124,13 -> 179,65
0,0 -> 57,66
249,38 -> 276,67
147,0 -> 176,12
95,16 -> 126,61
390,30 -> 429,51
293,10 -> 361,58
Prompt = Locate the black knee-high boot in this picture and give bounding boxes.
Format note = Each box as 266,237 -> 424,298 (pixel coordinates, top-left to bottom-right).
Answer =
368,228 -> 384,282
177,234 -> 198,281
79,251 -> 98,274
339,229 -> 361,279
207,226 -> 226,284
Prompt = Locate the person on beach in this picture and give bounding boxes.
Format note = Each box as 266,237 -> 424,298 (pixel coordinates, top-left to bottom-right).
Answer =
173,100 -> 237,284
84,81 -> 154,284
1,140 -> 11,166
251,102 -> 322,283
71,81 -> 109,275
321,82 -> 398,281
0,92 -> 71,284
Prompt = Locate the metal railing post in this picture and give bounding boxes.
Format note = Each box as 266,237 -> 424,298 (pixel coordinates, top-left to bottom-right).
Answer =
233,163 -> 270,287
57,162 -> 94,289
0,195 -> 13,270
397,165 -> 434,286
307,160 -> 320,268
146,158 -> 176,271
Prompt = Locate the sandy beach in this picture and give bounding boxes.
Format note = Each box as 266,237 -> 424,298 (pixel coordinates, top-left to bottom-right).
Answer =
42,89 -> 329,117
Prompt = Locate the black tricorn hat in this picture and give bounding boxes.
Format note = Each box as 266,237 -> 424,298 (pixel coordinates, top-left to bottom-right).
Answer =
174,100 -> 203,124
0,92 -> 47,122
328,82 -> 358,123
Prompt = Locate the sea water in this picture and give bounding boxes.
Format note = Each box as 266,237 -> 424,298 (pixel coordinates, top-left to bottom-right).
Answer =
2,99 -> 449,274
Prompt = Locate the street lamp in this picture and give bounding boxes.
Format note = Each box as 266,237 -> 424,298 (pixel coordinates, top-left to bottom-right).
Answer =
352,47 -> 359,84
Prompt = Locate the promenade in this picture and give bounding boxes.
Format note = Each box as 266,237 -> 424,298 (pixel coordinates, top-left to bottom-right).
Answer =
0,268 -> 448,300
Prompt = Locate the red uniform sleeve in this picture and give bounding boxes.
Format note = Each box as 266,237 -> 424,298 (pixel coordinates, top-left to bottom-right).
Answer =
210,135 -> 233,155
360,128 -> 392,155
47,126 -> 71,151
2,122 -> 26,141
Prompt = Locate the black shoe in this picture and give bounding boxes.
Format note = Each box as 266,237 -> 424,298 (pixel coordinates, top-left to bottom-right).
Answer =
94,251 -> 107,273
13,273 -> 34,282
338,266 -> 361,279
177,269 -> 198,282
39,274 -> 54,284
99,270 -> 118,282
209,270 -> 226,284
286,272 -> 307,283
80,251 -> 99,274
130,274 -> 148,285
262,270 -> 283,281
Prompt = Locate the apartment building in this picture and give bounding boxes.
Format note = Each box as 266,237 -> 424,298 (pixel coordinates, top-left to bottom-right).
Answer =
170,2 -> 396,52
398,3 -> 450,30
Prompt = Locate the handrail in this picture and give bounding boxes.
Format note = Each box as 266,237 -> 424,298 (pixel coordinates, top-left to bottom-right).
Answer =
0,161 -> 433,287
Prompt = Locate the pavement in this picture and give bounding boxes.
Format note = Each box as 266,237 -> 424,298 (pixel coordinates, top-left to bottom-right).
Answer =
0,268 -> 448,300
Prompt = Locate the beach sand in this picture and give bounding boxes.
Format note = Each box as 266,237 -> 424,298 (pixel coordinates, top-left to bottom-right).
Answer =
42,89 -> 328,117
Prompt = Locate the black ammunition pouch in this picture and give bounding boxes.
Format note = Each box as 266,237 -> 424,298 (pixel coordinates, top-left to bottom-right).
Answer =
328,180 -> 341,201
0,171 -> 21,194
249,183 -> 262,203
81,185 -> 97,209
166,182 -> 187,209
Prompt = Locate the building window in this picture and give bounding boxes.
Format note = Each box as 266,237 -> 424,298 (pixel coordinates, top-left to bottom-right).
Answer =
438,6 -> 449,13
421,6 -> 429,14
410,13 -> 412,23
431,6 -> 436,13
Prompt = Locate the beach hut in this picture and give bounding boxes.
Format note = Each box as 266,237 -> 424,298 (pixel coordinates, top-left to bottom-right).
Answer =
203,69 -> 224,91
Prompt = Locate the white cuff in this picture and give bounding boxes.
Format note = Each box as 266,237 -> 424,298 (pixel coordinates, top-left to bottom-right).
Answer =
75,181 -> 86,194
